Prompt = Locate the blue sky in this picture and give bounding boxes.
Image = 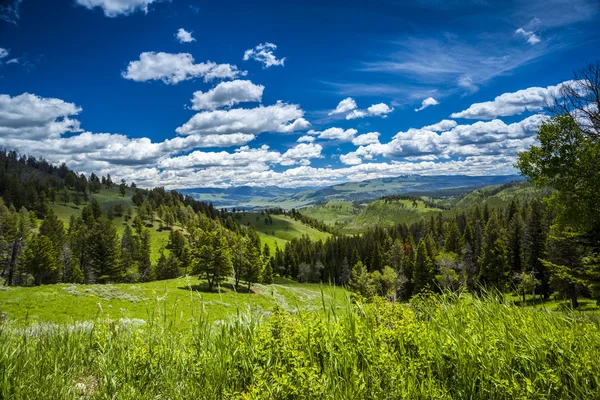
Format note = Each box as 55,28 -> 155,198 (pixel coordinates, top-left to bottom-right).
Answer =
0,0 -> 599,188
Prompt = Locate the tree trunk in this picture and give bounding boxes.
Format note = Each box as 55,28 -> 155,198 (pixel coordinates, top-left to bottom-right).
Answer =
6,238 -> 21,286
569,284 -> 579,309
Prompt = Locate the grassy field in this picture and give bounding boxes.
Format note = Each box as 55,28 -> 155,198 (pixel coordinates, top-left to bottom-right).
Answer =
455,182 -> 549,209
300,201 -> 363,227
1,292 -> 599,399
0,276 -> 348,329
343,198 -> 451,232
236,212 -> 330,251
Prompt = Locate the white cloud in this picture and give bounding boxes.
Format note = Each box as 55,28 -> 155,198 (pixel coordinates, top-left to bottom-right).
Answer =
5,58 -> 18,64
422,119 -> 457,131
297,135 -> 315,143
346,110 -> 367,120
281,143 -> 323,165
176,101 -> 308,136
0,93 -> 82,140
450,80 -> 576,119
352,132 -> 380,146
308,127 -> 357,142
75,0 -> 158,17
338,101 -> 393,120
122,52 -> 245,84
160,133 -> 256,152
367,103 -> 393,116
515,25 -> 541,45
0,48 -> 8,59
0,85 -> 550,189
176,28 -> 195,43
159,143 -> 321,170
243,42 -> 285,68
329,97 -> 358,115
339,152 -> 363,165
415,97 -> 439,112
191,80 -> 264,110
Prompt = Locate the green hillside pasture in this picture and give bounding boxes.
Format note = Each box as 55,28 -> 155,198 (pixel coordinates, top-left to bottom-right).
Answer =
455,182 -> 549,209
300,201 -> 363,227
0,277 -> 348,329
236,213 -> 330,251
2,293 -> 599,399
344,198 -> 452,231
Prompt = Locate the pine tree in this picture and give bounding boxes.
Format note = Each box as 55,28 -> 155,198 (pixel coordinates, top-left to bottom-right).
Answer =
39,209 -> 65,282
137,228 -> 153,282
413,240 -> 434,294
444,219 -> 462,254
21,235 -> 58,286
478,215 -> 509,290
524,200 -> 549,298
89,216 -> 121,283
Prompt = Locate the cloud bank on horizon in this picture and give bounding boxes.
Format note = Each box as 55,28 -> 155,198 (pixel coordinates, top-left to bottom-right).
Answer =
0,0 -> 598,189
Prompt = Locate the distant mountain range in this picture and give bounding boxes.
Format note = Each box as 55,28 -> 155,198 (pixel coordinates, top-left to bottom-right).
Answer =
178,175 -> 526,209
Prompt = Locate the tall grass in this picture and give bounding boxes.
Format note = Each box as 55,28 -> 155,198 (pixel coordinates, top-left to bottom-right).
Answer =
1,293 -> 599,399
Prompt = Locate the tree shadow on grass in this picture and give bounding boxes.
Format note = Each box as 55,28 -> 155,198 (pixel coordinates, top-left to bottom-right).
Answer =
177,281 -> 255,294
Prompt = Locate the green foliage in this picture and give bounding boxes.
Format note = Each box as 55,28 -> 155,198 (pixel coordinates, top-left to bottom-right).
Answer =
1,294 -> 599,399
517,115 -> 600,245
349,261 -> 374,299
20,235 -> 58,286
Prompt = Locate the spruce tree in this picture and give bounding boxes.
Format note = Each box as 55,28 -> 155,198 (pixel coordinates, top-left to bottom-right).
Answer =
89,216 -> 121,283
21,235 -> 58,286
478,215 -> 509,290
413,240 -> 434,294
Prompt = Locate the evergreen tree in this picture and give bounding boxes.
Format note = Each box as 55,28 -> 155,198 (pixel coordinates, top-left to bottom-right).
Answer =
524,200 -> 549,298
478,215 -> 509,290
444,219 -> 462,254
21,235 -> 58,286
89,216 -> 121,283
413,240 -> 434,294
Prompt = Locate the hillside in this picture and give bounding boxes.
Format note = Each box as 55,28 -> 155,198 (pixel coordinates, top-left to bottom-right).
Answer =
235,212 -> 331,251
300,201 -> 364,227
183,175 -> 524,209
454,181 -> 550,209
343,198 -> 450,232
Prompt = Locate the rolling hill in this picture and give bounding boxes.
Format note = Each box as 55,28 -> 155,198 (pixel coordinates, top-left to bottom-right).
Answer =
181,175 -> 524,209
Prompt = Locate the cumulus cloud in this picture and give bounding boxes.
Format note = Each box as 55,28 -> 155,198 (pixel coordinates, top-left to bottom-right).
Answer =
175,28 -> 195,43
191,80 -> 264,111
450,80 -> 576,119
297,135 -> 315,143
352,132 -> 380,146
329,97 -> 358,115
340,114 -> 546,165
243,42 -> 285,68
0,84 -> 550,189
415,97 -> 439,112
346,110 -> 367,120
75,0 -> 158,17
422,119 -> 457,131
159,143 -> 321,170
308,127 -> 357,142
176,101 -> 309,136
367,103 -> 393,116
0,93 -> 82,140
122,52 -> 246,84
